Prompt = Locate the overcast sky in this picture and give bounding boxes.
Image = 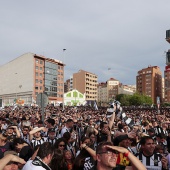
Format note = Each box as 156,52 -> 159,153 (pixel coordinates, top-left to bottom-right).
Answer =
1,0 -> 170,85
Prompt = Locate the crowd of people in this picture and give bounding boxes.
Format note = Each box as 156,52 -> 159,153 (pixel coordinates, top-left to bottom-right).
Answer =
0,104 -> 170,170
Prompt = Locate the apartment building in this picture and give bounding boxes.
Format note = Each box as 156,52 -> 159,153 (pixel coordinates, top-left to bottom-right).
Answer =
118,84 -> 136,95
97,82 -> 107,106
166,29 -> 170,43
164,65 -> 170,103
0,53 -> 64,105
73,70 -> 97,101
164,30 -> 170,103
97,78 -> 119,106
64,77 -> 73,93
136,66 -> 162,104
107,78 -> 119,101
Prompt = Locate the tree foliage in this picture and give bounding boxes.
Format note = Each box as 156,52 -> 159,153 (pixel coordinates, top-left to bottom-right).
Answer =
115,93 -> 152,106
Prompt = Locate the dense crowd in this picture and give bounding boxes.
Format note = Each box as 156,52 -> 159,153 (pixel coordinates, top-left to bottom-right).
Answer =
0,104 -> 170,170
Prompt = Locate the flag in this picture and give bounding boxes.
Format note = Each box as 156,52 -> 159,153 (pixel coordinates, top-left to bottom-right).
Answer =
12,104 -> 17,110
87,101 -> 91,107
121,111 -> 134,127
94,101 -> 98,110
83,101 -> 87,106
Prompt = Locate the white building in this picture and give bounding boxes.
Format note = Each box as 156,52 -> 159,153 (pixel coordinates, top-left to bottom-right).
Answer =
64,89 -> 86,106
118,85 -> 136,95
0,53 -> 34,105
0,52 -> 65,106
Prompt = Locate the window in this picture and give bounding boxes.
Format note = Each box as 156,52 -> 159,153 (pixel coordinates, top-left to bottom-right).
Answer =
44,61 -> 58,94
40,60 -> 43,64
40,67 -> 43,71
36,79 -> 39,83
40,73 -> 42,77
36,66 -> 38,70
73,91 -> 78,97
36,59 -> 39,63
40,80 -> 42,84
36,72 -> 38,76
35,86 -> 38,90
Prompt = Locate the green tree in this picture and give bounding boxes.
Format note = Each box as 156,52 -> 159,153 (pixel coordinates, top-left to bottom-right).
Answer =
115,94 -> 125,102
120,94 -> 131,106
129,93 -> 142,106
116,93 -> 152,106
142,94 -> 152,105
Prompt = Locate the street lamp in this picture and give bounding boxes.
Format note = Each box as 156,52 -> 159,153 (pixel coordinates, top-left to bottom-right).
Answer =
15,73 -> 18,100
62,49 -> 66,110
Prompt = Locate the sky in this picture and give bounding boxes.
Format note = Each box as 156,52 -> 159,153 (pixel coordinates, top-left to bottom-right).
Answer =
0,0 -> 170,85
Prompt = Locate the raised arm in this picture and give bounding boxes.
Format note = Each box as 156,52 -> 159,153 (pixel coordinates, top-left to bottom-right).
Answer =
11,126 -> 21,138
29,127 -> 46,135
0,154 -> 25,170
81,143 -> 96,160
29,127 -> 47,140
108,112 -> 115,130
106,145 -> 146,170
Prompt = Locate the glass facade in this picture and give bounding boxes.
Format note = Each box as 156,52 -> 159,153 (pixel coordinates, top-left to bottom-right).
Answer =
45,61 -> 58,97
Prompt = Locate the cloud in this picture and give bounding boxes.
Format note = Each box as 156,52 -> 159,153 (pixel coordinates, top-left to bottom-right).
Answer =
0,0 -> 170,85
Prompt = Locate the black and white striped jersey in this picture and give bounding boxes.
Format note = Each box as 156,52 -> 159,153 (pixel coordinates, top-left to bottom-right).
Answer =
44,137 -> 57,145
30,137 -> 46,148
162,129 -> 168,137
20,133 -> 30,144
154,126 -> 163,135
136,152 -> 162,170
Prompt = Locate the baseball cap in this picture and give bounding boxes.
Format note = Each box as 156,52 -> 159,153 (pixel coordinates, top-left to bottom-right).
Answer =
48,128 -> 55,132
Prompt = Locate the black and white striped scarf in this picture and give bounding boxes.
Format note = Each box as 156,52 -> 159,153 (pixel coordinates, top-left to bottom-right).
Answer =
32,156 -> 51,170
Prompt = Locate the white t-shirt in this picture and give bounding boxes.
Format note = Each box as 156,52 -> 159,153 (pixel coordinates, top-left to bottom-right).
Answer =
60,126 -> 70,137
22,160 -> 46,170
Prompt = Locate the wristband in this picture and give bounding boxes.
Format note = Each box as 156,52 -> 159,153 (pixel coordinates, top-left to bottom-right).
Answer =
124,151 -> 130,157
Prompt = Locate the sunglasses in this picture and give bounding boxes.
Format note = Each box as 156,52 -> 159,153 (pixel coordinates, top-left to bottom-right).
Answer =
59,145 -> 65,147
23,129 -> 29,131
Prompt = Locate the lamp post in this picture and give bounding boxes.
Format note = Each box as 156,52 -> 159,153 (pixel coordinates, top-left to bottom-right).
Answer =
15,73 -> 18,100
62,49 -> 66,110
75,78 -> 77,106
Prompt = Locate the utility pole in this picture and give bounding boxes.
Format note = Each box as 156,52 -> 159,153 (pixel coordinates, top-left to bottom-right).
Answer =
62,49 -> 66,110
